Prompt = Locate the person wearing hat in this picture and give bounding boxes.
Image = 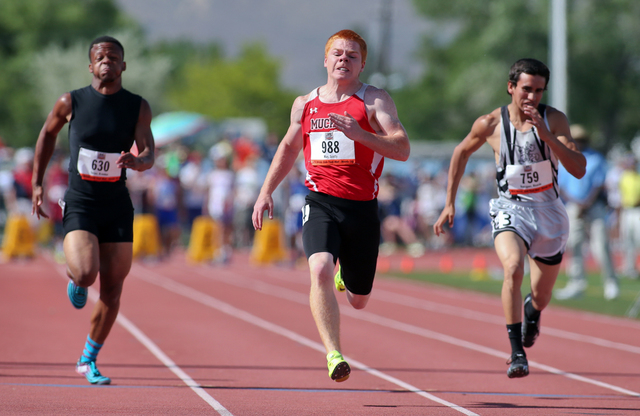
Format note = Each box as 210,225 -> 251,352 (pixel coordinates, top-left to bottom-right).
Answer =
555,125 -> 619,300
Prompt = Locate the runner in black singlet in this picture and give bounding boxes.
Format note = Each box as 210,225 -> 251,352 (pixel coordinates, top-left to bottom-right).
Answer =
31,36 -> 155,385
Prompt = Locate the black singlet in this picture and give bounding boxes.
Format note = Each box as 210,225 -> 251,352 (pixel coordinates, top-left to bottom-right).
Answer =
66,85 -> 142,202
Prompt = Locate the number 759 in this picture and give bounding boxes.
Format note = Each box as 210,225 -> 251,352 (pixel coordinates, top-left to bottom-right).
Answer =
520,171 -> 539,183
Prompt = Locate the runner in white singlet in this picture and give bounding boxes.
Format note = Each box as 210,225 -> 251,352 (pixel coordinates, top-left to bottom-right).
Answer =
433,59 -> 586,379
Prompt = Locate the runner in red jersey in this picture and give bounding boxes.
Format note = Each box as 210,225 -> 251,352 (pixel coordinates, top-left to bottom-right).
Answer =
253,29 -> 410,382
301,83 -> 383,201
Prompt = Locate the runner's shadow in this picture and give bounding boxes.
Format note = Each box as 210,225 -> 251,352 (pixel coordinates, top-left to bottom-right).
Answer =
473,401 -> 639,412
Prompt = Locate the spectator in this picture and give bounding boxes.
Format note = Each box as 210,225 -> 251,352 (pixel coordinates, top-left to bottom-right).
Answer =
45,153 -> 69,259
7,147 -> 35,216
283,161 -> 308,266
233,153 -> 261,248
618,154 -> 640,279
414,170 -> 447,249
604,152 -> 626,248
179,150 -> 208,234
378,173 -> 425,257
555,125 -> 619,300
151,155 -> 182,258
206,141 -> 235,263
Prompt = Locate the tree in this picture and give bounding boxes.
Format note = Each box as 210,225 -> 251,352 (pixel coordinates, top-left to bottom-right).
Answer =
166,43 -> 297,138
28,31 -> 173,147
400,0 -> 640,149
0,0 -> 137,147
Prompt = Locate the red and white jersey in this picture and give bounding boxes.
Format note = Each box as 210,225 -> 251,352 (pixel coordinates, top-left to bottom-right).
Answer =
301,83 -> 384,201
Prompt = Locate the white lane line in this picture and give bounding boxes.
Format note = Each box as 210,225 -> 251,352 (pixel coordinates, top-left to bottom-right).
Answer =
199,266 -> 640,355
52,264 -> 233,416
260,265 -> 640,330
374,290 -> 640,355
187,266 -> 640,398
114,313 -> 233,415
133,265 -> 480,416
232,266 -> 640,355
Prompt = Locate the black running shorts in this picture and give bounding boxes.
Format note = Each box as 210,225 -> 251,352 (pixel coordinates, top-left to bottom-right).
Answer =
302,191 -> 380,296
62,196 -> 134,243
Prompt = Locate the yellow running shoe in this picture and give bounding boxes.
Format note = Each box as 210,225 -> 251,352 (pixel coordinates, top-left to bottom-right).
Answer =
327,350 -> 350,382
334,266 -> 346,292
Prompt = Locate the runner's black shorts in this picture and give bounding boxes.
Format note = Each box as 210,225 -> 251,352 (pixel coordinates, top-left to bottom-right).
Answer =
62,195 -> 134,243
302,191 -> 380,296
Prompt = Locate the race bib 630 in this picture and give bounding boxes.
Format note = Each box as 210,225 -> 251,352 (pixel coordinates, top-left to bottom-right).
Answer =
77,148 -> 121,182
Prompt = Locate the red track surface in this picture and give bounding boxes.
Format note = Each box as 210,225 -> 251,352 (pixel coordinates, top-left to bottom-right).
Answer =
2,249 -> 639,415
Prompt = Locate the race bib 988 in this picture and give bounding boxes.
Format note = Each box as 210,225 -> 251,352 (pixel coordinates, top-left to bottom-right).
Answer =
309,131 -> 356,166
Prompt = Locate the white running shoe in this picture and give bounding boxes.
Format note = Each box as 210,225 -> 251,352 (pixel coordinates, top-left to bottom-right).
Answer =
554,279 -> 587,300
604,279 -> 620,301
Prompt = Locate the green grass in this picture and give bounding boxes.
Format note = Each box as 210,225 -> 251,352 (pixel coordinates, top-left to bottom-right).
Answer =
385,269 -> 640,320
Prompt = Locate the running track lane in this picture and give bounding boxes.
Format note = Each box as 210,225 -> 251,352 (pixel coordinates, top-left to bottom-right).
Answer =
1,252 -> 639,415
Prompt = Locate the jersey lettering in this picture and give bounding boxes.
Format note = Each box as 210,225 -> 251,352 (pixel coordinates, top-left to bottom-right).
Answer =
310,118 -> 334,130
493,211 -> 512,229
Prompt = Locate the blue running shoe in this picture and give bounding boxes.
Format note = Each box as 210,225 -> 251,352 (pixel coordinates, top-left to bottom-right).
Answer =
76,360 -> 111,385
67,280 -> 87,309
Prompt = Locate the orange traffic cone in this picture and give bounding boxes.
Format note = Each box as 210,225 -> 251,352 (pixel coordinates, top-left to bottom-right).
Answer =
439,253 -> 454,273
470,253 -> 489,281
400,256 -> 415,274
377,257 -> 391,273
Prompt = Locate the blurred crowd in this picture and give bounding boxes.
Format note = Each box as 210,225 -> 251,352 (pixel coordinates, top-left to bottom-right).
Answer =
1,134 -> 639,276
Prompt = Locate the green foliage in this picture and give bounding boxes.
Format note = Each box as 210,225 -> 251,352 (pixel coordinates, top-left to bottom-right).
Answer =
403,0 -> 640,147
386,269 -> 640,319
567,0 -> 640,147
0,0 -> 137,147
167,43 -> 297,138
0,0 -> 123,54
27,31 -> 173,146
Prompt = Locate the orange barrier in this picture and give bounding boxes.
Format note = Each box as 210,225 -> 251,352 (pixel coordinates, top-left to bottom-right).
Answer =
2,214 -> 36,259
132,214 -> 161,258
187,216 -> 221,263
250,220 -> 287,264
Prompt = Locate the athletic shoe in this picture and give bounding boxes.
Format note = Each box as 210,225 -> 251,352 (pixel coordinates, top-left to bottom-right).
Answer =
604,279 -> 620,300
334,267 -> 346,292
522,294 -> 540,348
327,350 -> 350,382
76,360 -> 111,385
406,242 -> 425,258
379,242 -> 397,256
67,280 -> 87,309
554,279 -> 587,300
506,352 -> 529,378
